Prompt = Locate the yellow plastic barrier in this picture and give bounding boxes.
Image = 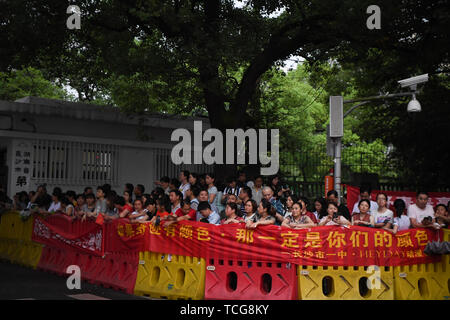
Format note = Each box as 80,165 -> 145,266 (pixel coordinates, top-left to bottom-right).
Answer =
0,212 -> 10,239
20,215 -> 35,241
0,238 -> 43,269
17,241 -> 43,269
394,229 -> 450,300
0,212 -> 43,269
0,238 -> 21,263
393,263 -> 449,300
0,238 -> 12,260
0,211 -> 19,240
134,251 -> 206,300
298,265 -> 394,300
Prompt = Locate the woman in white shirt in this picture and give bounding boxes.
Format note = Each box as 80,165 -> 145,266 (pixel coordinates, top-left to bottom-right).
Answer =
319,202 -> 351,226
61,197 -> 74,217
38,192 -> 62,216
129,199 -> 148,223
373,193 -> 394,229
206,173 -> 219,213
385,199 -> 410,234
313,197 -> 327,221
48,192 -> 62,212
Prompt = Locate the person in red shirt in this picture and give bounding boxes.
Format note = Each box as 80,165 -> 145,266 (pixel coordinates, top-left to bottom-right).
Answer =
163,200 -> 197,228
150,195 -> 172,225
175,200 -> 197,220
221,202 -> 244,225
119,190 -> 134,218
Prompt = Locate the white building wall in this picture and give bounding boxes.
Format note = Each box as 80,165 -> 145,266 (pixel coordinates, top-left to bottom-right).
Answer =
2,134 -> 173,198
0,97 -> 211,198
116,146 -> 156,194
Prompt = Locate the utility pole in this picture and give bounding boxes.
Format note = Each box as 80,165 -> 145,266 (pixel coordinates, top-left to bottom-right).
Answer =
329,96 -> 343,201
328,91 -> 421,202
327,74 -> 428,204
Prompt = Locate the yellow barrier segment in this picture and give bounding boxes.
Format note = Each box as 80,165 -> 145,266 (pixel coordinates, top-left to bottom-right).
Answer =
0,213 -> 43,269
0,211 -> 25,240
19,241 -> 43,269
0,238 -> 11,260
21,215 -> 34,241
0,212 -> 13,239
298,265 -> 394,300
393,263 -> 449,300
134,251 -> 206,300
394,229 -> 450,300
0,238 -> 43,269
0,238 -> 18,262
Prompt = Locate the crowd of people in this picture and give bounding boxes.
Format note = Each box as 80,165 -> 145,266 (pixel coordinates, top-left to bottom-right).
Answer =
2,171 -> 449,233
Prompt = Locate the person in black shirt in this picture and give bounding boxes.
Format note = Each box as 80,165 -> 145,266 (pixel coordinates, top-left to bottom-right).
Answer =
326,190 -> 351,221
236,171 -> 247,188
0,190 -> 13,216
31,185 -> 52,209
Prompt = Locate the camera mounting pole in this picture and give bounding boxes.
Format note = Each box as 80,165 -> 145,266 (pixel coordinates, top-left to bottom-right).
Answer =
328,90 -> 422,203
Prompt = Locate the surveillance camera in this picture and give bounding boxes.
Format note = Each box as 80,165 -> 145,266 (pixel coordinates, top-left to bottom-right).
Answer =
398,74 -> 428,90
407,98 -> 421,113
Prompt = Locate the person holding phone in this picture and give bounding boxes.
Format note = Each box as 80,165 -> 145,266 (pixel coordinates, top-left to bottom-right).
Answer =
408,192 -> 440,229
319,202 -> 351,226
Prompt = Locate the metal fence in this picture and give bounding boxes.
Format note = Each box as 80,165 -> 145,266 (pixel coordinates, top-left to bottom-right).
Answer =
32,139 -> 120,187
278,144 -> 449,198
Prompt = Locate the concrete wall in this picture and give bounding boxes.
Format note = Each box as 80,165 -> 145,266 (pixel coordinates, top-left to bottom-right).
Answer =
0,98 -> 211,198
13,114 -> 176,145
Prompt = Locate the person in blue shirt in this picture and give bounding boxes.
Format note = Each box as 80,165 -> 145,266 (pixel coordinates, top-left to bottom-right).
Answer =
262,186 -> 285,225
197,201 -> 221,225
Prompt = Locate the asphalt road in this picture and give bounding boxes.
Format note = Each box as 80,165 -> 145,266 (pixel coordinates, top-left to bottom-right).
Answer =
0,261 -> 149,300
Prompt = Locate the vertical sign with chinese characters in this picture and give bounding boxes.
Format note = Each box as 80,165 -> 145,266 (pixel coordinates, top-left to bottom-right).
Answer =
11,139 -> 33,195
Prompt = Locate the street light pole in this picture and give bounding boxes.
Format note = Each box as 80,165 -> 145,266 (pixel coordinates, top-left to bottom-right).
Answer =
329,91 -> 417,203
329,96 -> 344,201
328,73 -> 427,204
333,137 -> 342,201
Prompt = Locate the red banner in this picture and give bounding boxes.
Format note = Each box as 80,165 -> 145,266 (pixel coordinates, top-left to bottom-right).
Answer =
32,214 -> 105,256
346,185 -> 450,214
105,218 -> 147,253
109,219 -> 442,266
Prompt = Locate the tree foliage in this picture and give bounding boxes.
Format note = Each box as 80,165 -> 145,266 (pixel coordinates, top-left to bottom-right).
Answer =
0,1 -> 448,184
0,67 -> 70,101
253,65 -> 395,182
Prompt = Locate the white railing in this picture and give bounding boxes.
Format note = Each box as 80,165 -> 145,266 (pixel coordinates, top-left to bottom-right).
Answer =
32,139 -> 119,186
152,147 -> 211,180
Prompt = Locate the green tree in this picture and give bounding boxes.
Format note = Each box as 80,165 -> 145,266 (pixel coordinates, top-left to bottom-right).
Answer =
0,67 -> 70,101
1,1 -> 447,181
255,65 -> 393,181
1,1 -> 431,127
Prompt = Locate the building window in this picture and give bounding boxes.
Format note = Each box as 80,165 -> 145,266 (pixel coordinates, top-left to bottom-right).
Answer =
153,147 -> 210,180
82,147 -> 113,181
32,139 -> 118,185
